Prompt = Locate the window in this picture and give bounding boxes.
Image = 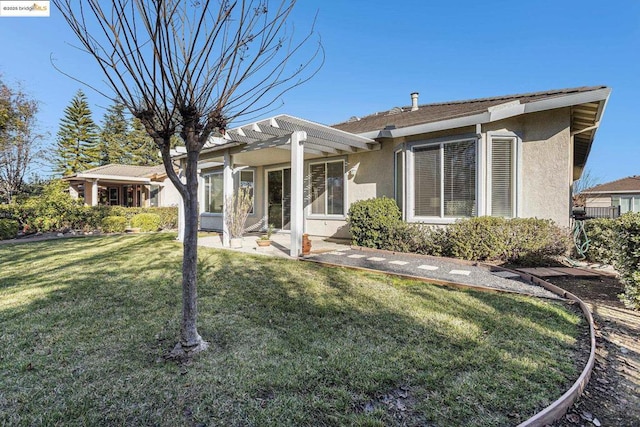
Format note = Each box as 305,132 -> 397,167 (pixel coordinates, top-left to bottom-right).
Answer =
612,195 -> 640,214
489,137 -> 516,217
310,160 -> 344,216
395,149 -> 404,214
204,172 -> 223,213
412,139 -> 476,218
150,185 -> 160,207
238,170 -> 255,214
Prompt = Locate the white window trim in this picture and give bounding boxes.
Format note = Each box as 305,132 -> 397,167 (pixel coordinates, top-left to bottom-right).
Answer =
236,168 -> 256,216
202,171 -> 224,216
486,131 -> 522,218
307,158 -> 348,220
407,136 -> 479,224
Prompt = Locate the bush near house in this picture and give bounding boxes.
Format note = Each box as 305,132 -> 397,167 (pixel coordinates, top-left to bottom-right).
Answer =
0,219 -> 19,240
130,213 -> 161,232
101,216 -> 128,233
582,218 -> 617,265
348,199 -> 570,265
347,197 -> 401,248
613,213 -> 640,310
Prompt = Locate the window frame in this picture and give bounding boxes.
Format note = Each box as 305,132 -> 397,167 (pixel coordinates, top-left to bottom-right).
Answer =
406,136 -> 479,224
394,147 -> 405,217
486,133 -> 520,218
202,171 -> 224,215
236,168 -> 256,215
307,159 -> 347,219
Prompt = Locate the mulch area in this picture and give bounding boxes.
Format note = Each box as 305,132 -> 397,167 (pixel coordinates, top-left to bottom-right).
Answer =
547,274 -> 640,427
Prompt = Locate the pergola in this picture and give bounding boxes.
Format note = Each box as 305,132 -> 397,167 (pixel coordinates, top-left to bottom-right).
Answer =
175,114 -> 379,256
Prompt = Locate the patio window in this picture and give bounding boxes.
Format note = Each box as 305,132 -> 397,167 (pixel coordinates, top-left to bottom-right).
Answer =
411,139 -> 476,219
204,172 -> 223,214
310,160 -> 345,216
237,170 -> 255,214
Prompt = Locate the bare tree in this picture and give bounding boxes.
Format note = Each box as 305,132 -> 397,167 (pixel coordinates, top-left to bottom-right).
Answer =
573,168 -> 601,207
0,80 -> 45,203
52,0 -> 322,358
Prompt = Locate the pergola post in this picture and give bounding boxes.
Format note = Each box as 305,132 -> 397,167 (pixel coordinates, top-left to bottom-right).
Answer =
222,149 -> 233,247
90,179 -> 99,206
290,131 -> 306,257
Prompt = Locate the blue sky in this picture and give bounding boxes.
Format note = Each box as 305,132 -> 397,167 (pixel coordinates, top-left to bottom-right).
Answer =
0,0 -> 638,182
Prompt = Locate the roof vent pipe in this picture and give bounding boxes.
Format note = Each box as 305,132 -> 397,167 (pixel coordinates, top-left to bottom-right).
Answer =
411,92 -> 419,111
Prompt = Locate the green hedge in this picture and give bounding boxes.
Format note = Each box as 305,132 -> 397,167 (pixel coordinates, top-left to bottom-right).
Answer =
0,219 -> 19,240
614,213 -> 640,310
0,180 -> 178,234
348,203 -> 570,266
131,213 -> 161,232
582,218 -> 617,264
101,216 -> 128,233
347,197 -> 401,248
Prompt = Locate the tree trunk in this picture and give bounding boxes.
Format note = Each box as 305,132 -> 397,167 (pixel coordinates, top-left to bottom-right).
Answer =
169,149 -> 208,358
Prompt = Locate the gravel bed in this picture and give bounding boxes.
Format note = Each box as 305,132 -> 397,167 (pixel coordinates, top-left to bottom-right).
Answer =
305,248 -> 561,300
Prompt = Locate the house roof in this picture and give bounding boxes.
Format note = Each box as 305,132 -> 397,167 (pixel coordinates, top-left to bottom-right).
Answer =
332,86 -> 610,180
65,164 -> 170,183
584,176 -> 640,194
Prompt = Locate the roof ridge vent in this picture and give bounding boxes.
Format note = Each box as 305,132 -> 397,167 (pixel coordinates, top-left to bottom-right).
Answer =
347,116 -> 360,122
387,106 -> 403,115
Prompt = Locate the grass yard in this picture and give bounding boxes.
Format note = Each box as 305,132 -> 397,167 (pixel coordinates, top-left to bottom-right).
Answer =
0,234 -> 583,426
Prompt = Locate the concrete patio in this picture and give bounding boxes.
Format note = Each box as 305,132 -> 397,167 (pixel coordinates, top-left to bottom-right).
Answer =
198,232 -> 349,258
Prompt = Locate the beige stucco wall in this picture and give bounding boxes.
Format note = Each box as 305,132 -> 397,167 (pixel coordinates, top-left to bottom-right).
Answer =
159,177 -> 181,207
585,195 -> 612,208
516,109 -> 571,228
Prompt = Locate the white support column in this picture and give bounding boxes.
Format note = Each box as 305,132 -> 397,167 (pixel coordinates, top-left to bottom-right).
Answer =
290,131 -> 306,257
90,179 -> 99,207
222,150 -> 233,247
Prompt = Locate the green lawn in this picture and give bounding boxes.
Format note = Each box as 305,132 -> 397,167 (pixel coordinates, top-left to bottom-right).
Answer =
0,234 -> 583,426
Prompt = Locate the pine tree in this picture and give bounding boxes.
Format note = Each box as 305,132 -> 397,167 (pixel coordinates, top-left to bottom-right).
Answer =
128,117 -> 160,166
54,90 -> 99,176
97,99 -> 129,165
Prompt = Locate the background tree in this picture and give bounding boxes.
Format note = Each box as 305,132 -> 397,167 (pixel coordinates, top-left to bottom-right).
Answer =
54,89 -> 99,176
573,168 -> 601,207
97,99 -> 129,165
53,0 -> 322,358
128,117 -> 161,166
0,79 -> 45,203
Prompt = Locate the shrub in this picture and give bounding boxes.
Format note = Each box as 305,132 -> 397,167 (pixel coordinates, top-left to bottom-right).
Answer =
16,180 -> 84,233
505,218 -> 571,266
385,222 -> 447,256
613,213 -> 640,310
347,197 -> 401,248
101,216 -> 128,233
130,213 -> 161,232
582,218 -> 617,264
446,217 -> 509,261
0,219 -> 19,240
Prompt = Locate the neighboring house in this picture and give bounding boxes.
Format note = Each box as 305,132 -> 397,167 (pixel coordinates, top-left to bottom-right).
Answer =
174,86 -> 610,256
583,176 -> 640,217
64,164 -> 181,208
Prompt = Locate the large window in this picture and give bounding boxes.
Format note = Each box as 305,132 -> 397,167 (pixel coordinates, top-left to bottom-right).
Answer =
310,160 -> 345,216
412,139 -> 476,218
613,195 -> 640,214
489,137 -> 516,217
204,172 -> 223,214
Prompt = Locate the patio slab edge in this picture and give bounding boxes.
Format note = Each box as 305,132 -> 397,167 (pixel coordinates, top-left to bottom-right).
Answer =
306,247 -> 597,427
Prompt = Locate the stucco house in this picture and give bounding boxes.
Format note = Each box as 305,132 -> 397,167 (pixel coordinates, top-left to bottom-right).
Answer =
65,164 -> 181,208
176,86 -> 610,256
583,176 -> 640,217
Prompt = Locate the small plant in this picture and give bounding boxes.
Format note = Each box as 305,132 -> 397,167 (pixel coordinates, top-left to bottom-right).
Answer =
225,188 -> 253,239
101,216 -> 128,233
260,224 -> 275,240
347,197 -> 401,248
130,213 -> 161,232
